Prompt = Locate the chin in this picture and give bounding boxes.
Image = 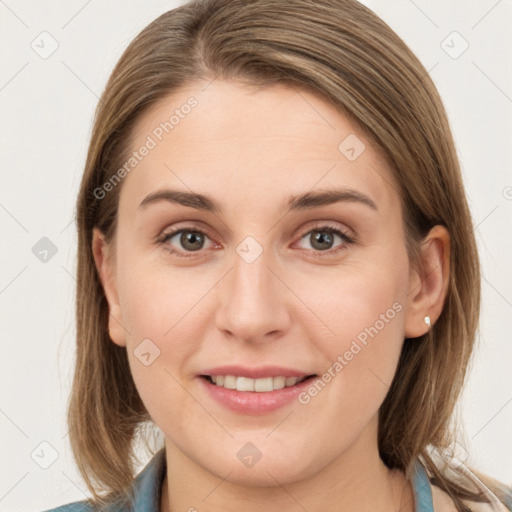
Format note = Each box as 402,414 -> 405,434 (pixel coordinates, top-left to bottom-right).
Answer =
211,458 -> 314,488
194,439 -> 326,488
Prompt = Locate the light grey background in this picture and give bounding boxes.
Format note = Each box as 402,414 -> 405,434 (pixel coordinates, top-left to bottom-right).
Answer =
0,1 -> 511,511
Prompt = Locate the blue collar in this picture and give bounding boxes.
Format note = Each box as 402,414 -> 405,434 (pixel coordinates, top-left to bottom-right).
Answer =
412,459 -> 435,512
124,447 -> 167,511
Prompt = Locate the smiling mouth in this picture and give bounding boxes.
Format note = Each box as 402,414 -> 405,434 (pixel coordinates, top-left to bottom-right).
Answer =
201,374 -> 317,392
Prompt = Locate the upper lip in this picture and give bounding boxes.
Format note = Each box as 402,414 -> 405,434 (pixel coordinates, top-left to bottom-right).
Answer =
199,365 -> 316,379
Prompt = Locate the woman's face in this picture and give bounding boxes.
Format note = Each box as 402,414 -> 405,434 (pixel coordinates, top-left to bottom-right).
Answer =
94,80 -> 429,485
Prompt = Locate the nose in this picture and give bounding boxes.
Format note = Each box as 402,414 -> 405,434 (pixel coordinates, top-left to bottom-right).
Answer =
215,243 -> 292,344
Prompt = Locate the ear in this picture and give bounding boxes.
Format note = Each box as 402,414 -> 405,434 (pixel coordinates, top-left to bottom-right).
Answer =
91,227 -> 127,347
404,225 -> 450,338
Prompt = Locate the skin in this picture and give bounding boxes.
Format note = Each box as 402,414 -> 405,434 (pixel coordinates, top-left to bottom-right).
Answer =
92,80 -> 450,512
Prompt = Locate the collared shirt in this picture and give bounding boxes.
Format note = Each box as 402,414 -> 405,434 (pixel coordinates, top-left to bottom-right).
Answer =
41,448 -> 508,512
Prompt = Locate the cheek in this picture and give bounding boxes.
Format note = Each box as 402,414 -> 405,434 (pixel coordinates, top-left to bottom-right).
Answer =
118,269 -> 205,370
113,253 -> 196,402
298,256 -> 408,406
120,286 -> 199,437
302,257 -> 407,348
116,244 -> 212,339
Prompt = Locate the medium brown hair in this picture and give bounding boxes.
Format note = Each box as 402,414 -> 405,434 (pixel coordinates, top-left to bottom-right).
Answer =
69,0 -> 510,509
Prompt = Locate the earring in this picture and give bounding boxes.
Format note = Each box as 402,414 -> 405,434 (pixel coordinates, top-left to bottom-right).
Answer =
424,315 -> 431,329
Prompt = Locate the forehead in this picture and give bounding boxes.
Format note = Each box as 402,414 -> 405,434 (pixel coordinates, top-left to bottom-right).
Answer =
119,80 -> 398,218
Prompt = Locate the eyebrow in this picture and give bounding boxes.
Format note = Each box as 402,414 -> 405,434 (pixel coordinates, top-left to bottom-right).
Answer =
138,187 -> 378,214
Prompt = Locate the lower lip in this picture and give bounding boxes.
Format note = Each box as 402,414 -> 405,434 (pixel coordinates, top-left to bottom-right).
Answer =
198,376 -> 317,415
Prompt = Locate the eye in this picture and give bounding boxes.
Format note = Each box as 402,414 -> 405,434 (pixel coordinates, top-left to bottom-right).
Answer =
296,224 -> 354,256
158,227 -> 215,258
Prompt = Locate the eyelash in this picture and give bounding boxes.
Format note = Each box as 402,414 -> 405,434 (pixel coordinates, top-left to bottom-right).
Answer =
157,223 -> 355,259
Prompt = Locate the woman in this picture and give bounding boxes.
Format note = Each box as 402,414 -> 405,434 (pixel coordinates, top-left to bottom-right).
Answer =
42,0 -> 512,511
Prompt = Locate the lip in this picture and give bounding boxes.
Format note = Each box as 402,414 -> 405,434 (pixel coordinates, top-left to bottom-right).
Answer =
197,367 -> 317,415
199,365 -> 312,379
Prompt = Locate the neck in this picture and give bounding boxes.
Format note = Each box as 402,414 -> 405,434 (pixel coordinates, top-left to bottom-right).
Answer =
160,417 -> 415,512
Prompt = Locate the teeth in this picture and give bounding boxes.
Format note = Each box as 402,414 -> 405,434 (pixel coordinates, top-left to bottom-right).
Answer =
223,375 -> 236,389
209,375 -> 305,392
273,376 -> 286,389
237,377 -> 255,392
285,377 -> 298,387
